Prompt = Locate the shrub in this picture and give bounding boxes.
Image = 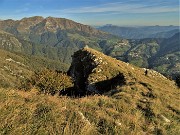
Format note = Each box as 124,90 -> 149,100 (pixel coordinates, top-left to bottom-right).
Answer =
21,69 -> 74,95
175,74 -> 180,88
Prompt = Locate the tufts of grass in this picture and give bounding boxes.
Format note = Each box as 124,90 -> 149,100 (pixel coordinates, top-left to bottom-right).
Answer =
0,88 -> 180,135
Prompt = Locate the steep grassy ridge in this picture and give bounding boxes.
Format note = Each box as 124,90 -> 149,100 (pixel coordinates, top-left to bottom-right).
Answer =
0,48 -> 179,135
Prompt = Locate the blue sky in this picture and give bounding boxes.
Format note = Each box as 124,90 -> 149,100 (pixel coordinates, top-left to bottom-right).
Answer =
0,0 -> 179,26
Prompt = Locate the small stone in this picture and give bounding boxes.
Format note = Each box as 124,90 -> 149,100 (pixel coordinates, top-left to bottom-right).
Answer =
159,115 -> 171,123
115,121 -> 122,126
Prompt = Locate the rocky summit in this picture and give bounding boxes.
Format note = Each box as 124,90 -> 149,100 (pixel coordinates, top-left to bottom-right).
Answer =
68,47 -> 178,96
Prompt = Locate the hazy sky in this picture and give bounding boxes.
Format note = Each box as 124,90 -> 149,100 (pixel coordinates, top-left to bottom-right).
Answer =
0,0 -> 179,26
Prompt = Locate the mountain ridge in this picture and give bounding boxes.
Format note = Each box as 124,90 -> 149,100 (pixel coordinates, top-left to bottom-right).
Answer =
98,25 -> 179,39
0,16 -> 108,38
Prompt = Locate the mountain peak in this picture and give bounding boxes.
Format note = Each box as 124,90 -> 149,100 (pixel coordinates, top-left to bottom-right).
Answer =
21,16 -> 44,21
0,16 -> 107,36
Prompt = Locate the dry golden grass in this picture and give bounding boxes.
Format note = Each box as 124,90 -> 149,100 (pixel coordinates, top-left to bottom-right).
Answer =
0,85 -> 179,135
0,48 -> 179,135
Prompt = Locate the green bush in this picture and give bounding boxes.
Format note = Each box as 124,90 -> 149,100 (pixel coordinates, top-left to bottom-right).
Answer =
21,69 -> 74,95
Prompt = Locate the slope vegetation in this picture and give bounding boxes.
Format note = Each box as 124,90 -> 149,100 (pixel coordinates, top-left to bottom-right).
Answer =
0,49 -> 69,88
1,48 -> 179,134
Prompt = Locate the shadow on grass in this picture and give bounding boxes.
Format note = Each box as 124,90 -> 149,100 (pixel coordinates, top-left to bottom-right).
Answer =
60,73 -> 126,97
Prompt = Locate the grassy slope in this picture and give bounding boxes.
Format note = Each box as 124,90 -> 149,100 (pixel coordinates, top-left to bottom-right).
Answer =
0,49 -> 69,88
0,49 -> 32,88
0,48 -> 179,135
0,86 -> 179,135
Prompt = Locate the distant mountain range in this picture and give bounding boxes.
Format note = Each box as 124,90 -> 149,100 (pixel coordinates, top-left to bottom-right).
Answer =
149,33 -> 180,77
0,16 -> 179,82
98,25 -> 179,39
0,16 -> 107,37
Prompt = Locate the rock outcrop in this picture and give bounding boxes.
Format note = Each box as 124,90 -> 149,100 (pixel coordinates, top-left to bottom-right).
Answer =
68,47 -> 177,95
68,47 -> 127,94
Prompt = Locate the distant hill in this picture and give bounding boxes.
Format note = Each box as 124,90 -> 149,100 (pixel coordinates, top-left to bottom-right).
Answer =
98,25 -> 179,39
158,32 -> 180,56
0,16 -> 110,41
150,29 -> 179,38
149,32 -> 180,77
104,32 -> 180,77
